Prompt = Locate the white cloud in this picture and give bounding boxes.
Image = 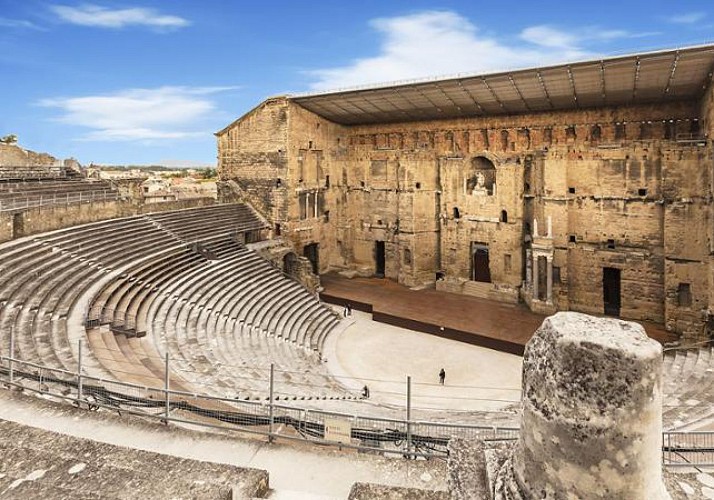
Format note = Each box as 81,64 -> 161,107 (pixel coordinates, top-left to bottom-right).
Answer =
520,25 -> 654,48
668,12 -> 707,24
0,17 -> 43,30
39,86 -> 235,142
520,25 -> 579,49
308,11 -> 653,91
50,4 -> 189,30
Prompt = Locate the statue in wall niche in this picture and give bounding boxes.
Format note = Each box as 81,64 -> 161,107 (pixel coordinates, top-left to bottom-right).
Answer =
470,171 -> 488,196
467,156 -> 496,196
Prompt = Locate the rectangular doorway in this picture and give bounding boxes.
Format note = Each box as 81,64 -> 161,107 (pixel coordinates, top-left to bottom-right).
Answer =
375,241 -> 385,277
603,267 -> 621,317
303,243 -> 319,274
471,243 -> 491,283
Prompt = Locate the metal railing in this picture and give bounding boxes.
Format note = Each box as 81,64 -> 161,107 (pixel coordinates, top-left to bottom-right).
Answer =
0,189 -> 119,212
85,305 -> 139,333
0,352 -> 518,459
663,431 -> 714,468
1,351 -> 712,464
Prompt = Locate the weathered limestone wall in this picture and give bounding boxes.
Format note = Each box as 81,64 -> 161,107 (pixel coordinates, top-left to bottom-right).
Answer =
283,101 -> 348,275
218,98 -> 290,224
699,82 -> 714,338
218,96 -> 714,338
0,143 -> 56,166
0,197 -> 218,243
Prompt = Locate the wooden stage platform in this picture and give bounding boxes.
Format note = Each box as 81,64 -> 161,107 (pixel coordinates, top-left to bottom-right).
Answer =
320,274 -> 676,356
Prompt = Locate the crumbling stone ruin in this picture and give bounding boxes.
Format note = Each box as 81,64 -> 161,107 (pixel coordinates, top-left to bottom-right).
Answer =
217,44 -> 714,341
496,312 -> 669,499
449,312 -> 671,499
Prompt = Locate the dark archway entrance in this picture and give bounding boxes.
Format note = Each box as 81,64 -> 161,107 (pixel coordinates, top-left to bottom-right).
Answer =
283,252 -> 299,277
603,267 -> 621,317
375,241 -> 385,277
303,243 -> 319,274
471,243 -> 491,283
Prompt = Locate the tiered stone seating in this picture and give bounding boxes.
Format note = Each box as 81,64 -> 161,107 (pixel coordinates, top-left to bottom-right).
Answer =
0,164 -> 66,180
661,346 -> 714,429
126,241 -> 347,400
0,204 -> 266,389
146,203 -> 265,242
0,417 -> 269,499
0,178 -> 120,211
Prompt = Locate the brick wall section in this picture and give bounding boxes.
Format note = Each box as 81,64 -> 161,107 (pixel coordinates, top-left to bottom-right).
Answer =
218,97 -> 714,339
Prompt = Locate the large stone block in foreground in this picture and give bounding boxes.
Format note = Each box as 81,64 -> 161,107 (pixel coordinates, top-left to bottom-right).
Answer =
496,312 -> 670,499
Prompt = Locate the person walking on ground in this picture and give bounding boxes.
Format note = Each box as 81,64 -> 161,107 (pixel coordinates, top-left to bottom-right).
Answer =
439,368 -> 446,385
343,303 -> 349,317
346,302 -> 352,316
362,385 -> 370,399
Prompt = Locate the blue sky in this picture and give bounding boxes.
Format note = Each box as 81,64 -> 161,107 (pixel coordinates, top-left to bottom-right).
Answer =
1,1 -> 713,165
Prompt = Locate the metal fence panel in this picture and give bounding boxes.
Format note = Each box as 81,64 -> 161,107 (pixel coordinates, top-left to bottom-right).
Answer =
7,354 -> 712,464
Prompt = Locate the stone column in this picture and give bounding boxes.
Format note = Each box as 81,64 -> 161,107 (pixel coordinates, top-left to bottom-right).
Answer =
495,312 -> 670,500
532,254 -> 539,301
525,249 -> 532,289
546,256 -> 553,303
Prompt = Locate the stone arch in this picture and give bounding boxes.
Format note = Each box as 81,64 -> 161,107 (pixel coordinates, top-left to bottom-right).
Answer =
467,155 -> 497,196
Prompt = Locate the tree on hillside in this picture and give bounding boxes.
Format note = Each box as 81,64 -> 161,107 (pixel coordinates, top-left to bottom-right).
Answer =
0,134 -> 18,144
200,168 -> 217,179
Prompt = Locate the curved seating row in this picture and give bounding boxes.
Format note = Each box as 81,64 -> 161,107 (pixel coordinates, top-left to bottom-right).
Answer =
661,346 -> 714,430
0,203 -> 266,387
86,234 -> 347,400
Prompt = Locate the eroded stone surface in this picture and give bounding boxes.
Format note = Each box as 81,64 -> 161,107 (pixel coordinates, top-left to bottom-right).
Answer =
496,312 -> 670,499
347,482 -> 449,500
0,417 -> 269,499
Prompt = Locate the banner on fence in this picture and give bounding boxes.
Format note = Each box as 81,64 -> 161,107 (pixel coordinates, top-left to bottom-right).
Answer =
324,417 -> 352,444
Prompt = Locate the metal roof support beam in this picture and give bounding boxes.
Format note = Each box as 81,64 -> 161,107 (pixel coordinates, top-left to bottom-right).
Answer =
599,61 -> 607,103
411,86 -> 442,113
663,51 -> 681,96
508,75 -> 530,111
376,92 -> 412,120
632,56 -> 641,101
334,99 -> 382,123
566,66 -> 579,107
391,88 -> 423,119
535,71 -> 554,109
434,83 -> 461,112
457,81 -> 485,114
482,78 -> 505,110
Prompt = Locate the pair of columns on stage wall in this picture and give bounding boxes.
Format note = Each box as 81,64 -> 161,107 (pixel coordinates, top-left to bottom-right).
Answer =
304,191 -> 319,218
531,216 -> 554,304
